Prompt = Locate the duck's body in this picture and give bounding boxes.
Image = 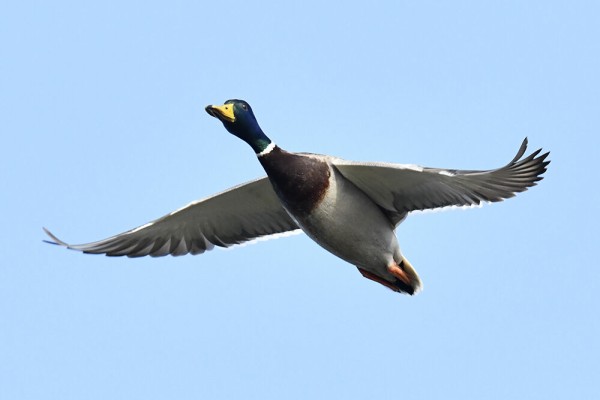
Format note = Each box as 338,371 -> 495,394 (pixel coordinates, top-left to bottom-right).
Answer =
260,146 -> 419,292
44,99 -> 550,295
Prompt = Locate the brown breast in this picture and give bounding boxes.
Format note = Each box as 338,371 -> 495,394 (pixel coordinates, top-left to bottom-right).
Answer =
259,147 -> 330,216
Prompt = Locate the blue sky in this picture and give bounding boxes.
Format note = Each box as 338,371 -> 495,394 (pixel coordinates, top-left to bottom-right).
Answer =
2,1 -> 599,399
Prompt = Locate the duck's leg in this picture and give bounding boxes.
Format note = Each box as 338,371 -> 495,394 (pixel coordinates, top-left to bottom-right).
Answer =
357,259 -> 420,295
387,261 -> 412,286
357,268 -> 400,292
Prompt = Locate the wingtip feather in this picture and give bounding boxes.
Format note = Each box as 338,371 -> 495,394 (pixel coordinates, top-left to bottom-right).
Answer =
42,227 -> 69,247
509,138 -> 529,164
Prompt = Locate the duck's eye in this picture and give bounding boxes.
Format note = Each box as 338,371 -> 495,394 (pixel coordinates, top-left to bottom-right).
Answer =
241,104 -> 247,110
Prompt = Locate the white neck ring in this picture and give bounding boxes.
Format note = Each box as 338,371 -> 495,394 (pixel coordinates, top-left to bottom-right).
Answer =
257,142 -> 276,157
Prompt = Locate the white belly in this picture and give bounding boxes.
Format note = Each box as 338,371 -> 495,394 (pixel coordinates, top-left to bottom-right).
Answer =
291,166 -> 400,270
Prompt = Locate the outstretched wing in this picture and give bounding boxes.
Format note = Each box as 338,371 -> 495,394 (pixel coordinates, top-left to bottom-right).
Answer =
44,177 -> 300,257
333,138 -> 550,226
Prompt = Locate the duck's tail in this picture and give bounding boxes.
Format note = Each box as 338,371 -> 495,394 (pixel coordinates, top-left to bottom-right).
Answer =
398,257 -> 422,295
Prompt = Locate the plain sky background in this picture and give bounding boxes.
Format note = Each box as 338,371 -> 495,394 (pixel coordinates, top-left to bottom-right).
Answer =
2,1 -> 599,399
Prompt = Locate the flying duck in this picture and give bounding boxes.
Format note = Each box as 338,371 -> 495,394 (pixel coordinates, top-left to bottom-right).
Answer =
44,99 -> 550,295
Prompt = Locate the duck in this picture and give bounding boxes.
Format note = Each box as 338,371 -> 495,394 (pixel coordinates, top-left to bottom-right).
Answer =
44,99 -> 550,295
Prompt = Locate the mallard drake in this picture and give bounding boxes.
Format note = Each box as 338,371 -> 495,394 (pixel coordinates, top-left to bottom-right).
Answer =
44,99 -> 550,295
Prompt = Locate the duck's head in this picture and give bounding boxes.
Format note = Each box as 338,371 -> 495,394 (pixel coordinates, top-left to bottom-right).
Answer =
205,99 -> 271,154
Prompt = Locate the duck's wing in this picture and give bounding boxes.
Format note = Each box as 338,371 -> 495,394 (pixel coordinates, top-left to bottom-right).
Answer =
44,177 -> 300,257
332,138 -> 550,226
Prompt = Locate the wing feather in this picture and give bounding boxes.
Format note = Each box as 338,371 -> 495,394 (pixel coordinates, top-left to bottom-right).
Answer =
44,177 -> 300,257
333,138 -> 549,226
